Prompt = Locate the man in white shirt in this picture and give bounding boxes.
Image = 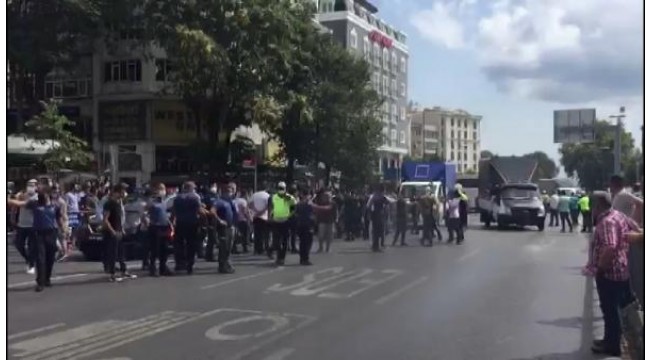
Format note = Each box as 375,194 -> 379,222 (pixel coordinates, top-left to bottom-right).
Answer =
15,179 -> 38,273
548,192 -> 560,227
610,175 -> 643,225
249,186 -> 270,255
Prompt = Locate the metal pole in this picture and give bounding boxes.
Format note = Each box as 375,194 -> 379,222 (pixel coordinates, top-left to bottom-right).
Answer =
609,107 -> 626,176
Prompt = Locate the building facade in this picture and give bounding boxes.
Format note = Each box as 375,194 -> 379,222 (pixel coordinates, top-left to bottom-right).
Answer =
409,107 -> 482,175
317,0 -> 409,180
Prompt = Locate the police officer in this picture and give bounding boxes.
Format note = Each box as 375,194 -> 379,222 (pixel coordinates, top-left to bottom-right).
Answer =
366,184 -> 390,252
203,183 -> 219,262
210,182 -> 238,274
147,183 -> 173,277
171,181 -> 203,275
269,182 -> 296,266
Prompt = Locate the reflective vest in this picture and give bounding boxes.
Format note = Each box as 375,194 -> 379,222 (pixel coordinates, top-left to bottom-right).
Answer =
578,196 -> 590,211
271,194 -> 293,220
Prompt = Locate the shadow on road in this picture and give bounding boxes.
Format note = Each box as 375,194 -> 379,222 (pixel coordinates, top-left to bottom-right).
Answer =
520,276 -> 597,360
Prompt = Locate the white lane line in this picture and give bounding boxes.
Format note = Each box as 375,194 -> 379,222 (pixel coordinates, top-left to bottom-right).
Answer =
375,276 -> 429,305
457,249 -> 480,262
262,348 -> 296,360
227,317 -> 317,360
201,268 -> 284,290
8,274 -> 89,289
8,323 -> 67,341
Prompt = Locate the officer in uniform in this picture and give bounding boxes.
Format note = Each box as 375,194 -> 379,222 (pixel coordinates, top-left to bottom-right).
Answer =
268,182 -> 296,266
171,181 -> 203,275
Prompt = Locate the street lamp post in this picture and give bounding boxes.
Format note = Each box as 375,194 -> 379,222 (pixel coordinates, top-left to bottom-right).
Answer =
609,106 -> 626,176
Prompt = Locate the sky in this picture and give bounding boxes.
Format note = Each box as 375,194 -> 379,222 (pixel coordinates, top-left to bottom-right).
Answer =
372,0 -> 644,165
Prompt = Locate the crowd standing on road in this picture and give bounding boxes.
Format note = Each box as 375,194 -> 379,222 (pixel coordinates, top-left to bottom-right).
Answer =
7,178 -> 477,293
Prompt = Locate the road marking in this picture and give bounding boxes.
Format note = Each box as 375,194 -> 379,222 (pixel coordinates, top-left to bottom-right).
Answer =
8,323 -> 66,341
206,314 -> 291,341
457,249 -> 480,262
262,348 -> 295,360
318,269 -> 403,299
7,274 -> 89,289
375,276 -> 429,305
201,268 -> 284,290
290,269 -> 374,297
226,317 -> 317,360
267,267 -> 346,293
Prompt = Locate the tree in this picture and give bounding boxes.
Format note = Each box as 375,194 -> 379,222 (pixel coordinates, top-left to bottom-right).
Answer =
480,150 -> 494,159
559,120 -> 637,191
25,100 -> 92,171
7,0 -> 131,127
142,0 -> 308,178
309,37 -> 383,187
523,151 -> 558,179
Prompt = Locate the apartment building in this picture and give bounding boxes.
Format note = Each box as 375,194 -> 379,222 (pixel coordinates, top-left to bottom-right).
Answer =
409,107 -> 482,174
317,0 -> 409,180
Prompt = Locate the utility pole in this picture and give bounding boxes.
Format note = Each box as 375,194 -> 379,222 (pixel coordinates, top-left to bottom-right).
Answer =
609,106 -> 626,176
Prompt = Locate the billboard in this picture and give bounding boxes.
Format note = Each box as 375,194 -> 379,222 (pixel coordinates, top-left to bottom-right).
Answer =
553,108 -> 596,144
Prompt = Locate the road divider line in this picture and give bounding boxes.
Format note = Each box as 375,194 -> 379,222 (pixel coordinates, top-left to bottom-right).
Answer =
375,276 -> 429,305
8,323 -> 66,341
8,274 -> 89,289
457,249 -> 480,262
201,268 -> 284,290
262,348 -> 296,360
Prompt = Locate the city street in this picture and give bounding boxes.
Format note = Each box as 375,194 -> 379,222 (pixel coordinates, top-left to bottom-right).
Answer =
7,217 -> 604,360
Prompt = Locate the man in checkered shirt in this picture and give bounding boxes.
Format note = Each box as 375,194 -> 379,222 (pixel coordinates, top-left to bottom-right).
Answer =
588,191 -> 639,357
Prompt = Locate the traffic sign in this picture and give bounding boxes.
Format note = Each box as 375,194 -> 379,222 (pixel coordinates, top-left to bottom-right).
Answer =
553,108 -> 596,144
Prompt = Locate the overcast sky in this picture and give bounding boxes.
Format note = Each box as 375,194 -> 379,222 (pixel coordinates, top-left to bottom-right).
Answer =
374,0 -> 643,163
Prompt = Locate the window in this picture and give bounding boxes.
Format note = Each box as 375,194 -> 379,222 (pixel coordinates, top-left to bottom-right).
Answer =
400,82 -> 406,97
383,102 -> 389,114
44,78 -> 91,98
349,28 -> 358,49
464,131 -> 468,139
363,38 -> 371,61
382,75 -> 388,95
400,106 -> 406,121
473,122 -> 477,130
391,79 -> 396,97
451,152 -> 455,161
400,131 -> 406,144
382,127 -> 389,145
451,130 -> 455,138
155,59 -> 173,81
383,48 -> 389,70
473,143 -> 477,151
464,119 -> 468,128
450,118 -> 455,126
400,57 -> 406,72
390,129 -> 397,144
104,59 -> 142,82
450,141 -> 454,149
464,153 -> 468,161
391,52 -> 397,73
391,103 -> 397,123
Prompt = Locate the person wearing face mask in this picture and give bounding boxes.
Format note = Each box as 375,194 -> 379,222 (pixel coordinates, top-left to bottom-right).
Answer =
203,183 -> 220,262
171,181 -> 204,275
146,183 -> 173,277
14,179 -> 39,274
210,182 -> 238,274
50,184 -> 70,261
8,186 -> 65,292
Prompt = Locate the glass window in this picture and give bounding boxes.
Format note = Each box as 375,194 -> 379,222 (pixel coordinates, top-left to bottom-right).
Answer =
62,81 -> 77,97
391,79 -> 396,96
400,83 -> 406,97
391,52 -> 397,72
400,131 -> 406,144
400,57 -> 406,72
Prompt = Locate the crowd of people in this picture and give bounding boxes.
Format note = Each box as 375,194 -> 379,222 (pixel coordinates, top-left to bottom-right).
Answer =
7,178 -> 470,293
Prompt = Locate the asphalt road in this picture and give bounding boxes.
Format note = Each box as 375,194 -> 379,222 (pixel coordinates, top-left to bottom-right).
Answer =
7,217 -> 608,360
